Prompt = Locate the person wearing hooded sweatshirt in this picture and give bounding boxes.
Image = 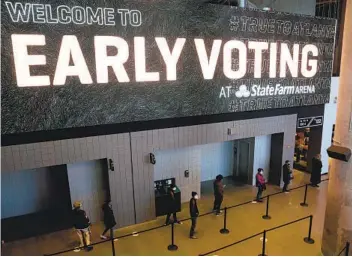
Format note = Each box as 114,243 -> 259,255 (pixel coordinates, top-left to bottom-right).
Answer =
213,174 -> 224,215
100,200 -> 117,240
255,168 -> 266,202
164,184 -> 182,225
189,191 -> 199,239
72,201 -> 93,251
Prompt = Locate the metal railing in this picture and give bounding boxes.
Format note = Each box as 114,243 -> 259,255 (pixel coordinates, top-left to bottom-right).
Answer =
46,179 -> 329,256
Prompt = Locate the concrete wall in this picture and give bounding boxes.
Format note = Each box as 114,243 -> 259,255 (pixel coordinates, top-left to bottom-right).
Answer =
1,114 -> 296,225
252,135 -> 272,185
320,77 -> 339,174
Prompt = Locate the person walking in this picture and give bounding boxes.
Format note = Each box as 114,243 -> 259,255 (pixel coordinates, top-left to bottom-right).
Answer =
72,201 -> 93,252
255,168 -> 266,202
100,200 -> 117,240
213,174 -> 224,216
310,154 -> 323,187
282,160 -> 292,193
164,184 -> 182,225
189,191 -> 199,239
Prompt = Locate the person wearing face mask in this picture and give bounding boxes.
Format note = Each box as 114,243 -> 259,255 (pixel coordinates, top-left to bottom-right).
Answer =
282,160 -> 293,193
164,185 -> 182,225
213,174 -> 224,216
100,200 -> 117,240
255,168 -> 266,202
189,191 -> 199,239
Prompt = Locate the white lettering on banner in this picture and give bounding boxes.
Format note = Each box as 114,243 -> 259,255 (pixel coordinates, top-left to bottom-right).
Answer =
94,36 -> 130,83
11,34 -> 50,87
155,38 -> 186,81
134,37 -> 160,82
10,34 -> 321,87
223,40 -> 247,79
194,39 -> 222,80
231,84 -> 315,98
53,36 -> 93,85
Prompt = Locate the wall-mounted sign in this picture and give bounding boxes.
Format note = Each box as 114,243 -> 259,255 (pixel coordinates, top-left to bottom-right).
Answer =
297,116 -> 324,128
1,0 -> 336,134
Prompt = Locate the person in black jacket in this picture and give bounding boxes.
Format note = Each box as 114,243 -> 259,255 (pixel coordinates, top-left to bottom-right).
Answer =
282,160 -> 292,193
164,185 -> 182,225
100,200 -> 117,240
72,201 -> 93,251
189,191 -> 199,239
310,154 -> 322,187
213,174 -> 224,215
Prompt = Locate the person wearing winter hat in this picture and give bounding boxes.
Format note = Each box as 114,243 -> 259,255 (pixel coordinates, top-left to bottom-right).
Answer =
189,192 -> 199,239
72,201 -> 93,252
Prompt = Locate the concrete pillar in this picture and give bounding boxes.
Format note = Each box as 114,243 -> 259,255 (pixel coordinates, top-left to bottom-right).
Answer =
321,0 -> 352,255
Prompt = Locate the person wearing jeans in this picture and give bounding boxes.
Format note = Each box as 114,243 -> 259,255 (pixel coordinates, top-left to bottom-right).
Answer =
255,168 -> 266,202
189,191 -> 199,239
165,185 -> 182,225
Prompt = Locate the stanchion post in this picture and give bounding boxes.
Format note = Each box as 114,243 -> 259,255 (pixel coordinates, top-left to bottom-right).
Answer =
262,195 -> 271,220
300,184 -> 309,207
110,228 -> 116,256
345,242 -> 350,256
258,230 -> 267,256
167,222 -> 178,251
304,215 -> 315,244
220,207 -> 230,234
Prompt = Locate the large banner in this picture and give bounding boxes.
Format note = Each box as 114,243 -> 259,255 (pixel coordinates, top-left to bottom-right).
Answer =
1,0 -> 336,134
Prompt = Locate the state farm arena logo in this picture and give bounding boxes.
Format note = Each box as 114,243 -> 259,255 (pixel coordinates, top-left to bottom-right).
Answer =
235,84 -> 316,98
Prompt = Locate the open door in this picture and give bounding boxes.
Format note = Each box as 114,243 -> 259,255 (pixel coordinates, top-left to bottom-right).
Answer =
269,133 -> 284,186
233,138 -> 254,185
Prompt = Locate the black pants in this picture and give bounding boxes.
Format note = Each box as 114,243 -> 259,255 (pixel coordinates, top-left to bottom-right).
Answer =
165,212 -> 178,224
283,182 -> 289,192
213,194 -> 223,213
190,217 -> 197,237
256,187 -> 263,201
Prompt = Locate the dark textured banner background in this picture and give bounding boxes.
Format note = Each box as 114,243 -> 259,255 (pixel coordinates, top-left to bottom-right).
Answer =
1,0 -> 336,134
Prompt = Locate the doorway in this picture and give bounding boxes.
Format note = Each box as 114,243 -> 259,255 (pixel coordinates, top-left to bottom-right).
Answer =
1,165 -> 72,241
233,138 -> 255,185
269,133 -> 284,186
67,159 -> 110,223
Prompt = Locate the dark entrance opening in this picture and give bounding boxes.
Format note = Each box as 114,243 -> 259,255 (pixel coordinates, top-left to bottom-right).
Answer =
1,165 -> 72,242
269,133 -> 284,186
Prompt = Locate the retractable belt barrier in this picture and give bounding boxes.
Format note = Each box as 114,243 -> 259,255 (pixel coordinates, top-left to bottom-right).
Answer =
45,179 -> 329,256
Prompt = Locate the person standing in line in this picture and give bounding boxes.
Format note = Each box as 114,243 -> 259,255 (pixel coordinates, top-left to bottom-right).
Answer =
282,160 -> 292,193
72,201 -> 93,251
100,200 -> 117,240
255,168 -> 266,202
189,191 -> 199,239
213,174 -> 224,216
310,154 -> 323,187
164,184 -> 182,225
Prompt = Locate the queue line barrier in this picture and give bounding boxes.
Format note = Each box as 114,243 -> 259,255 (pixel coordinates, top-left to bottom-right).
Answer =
338,242 -> 350,256
199,215 -> 315,256
45,178 -> 329,256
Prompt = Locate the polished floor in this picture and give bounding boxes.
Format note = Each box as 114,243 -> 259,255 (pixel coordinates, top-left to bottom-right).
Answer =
1,170 -> 330,256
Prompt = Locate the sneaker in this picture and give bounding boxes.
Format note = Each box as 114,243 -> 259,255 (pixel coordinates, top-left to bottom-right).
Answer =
164,223 -> 170,226
284,191 -> 290,194
100,235 -> 108,240
176,221 -> 183,225
216,213 -> 221,216
190,236 -> 198,239
85,246 -> 93,252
